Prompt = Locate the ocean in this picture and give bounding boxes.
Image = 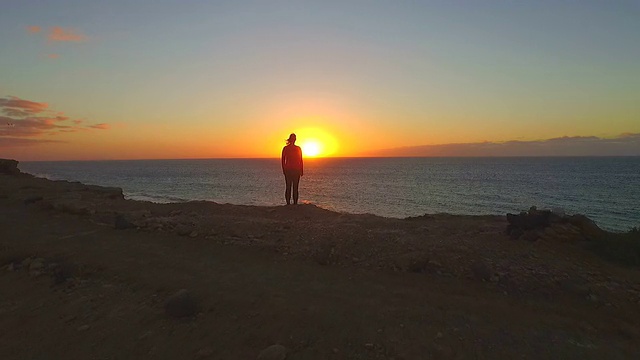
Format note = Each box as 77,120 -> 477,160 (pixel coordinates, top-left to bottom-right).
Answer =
19,157 -> 640,232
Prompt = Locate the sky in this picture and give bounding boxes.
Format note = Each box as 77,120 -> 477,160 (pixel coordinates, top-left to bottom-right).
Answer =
1,0 -> 639,160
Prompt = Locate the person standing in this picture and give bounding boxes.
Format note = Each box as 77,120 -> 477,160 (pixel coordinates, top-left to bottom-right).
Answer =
281,133 -> 303,205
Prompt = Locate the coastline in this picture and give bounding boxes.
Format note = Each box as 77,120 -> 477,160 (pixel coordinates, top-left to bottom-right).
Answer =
2,158 -> 640,358
17,156 -> 640,232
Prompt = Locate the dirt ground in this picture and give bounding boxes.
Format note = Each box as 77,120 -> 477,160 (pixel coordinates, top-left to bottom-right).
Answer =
1,171 -> 640,359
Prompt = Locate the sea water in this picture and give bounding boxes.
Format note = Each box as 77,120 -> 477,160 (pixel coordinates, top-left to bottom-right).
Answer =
19,157 -> 640,232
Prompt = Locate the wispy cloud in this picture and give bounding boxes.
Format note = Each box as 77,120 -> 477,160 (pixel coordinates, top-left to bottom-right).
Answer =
0,96 -> 48,113
26,25 -> 41,34
367,134 -> 640,157
47,26 -> 87,42
89,123 -> 110,130
1,95 -> 109,148
25,25 -> 88,59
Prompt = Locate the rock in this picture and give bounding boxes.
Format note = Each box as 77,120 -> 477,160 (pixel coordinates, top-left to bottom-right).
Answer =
195,347 -> 214,358
53,200 -> 92,215
83,184 -> 124,200
164,289 -> 198,318
77,325 -> 91,331
100,186 -> 125,200
364,343 -> 375,350
257,344 -> 288,360
23,195 -> 43,205
175,225 -> 192,236
508,207 -> 606,243
21,257 -> 33,268
114,214 -> 136,230
51,264 -> 74,285
129,209 -> 152,219
471,260 -> 492,281
0,159 -> 20,175
29,258 -> 45,271
189,231 -> 199,238
506,210 -> 542,230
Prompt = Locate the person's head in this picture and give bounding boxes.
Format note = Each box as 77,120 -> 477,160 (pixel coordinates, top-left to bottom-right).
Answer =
286,133 -> 296,145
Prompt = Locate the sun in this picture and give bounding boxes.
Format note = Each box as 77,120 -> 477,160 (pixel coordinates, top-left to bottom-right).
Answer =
300,140 -> 322,157
291,127 -> 338,158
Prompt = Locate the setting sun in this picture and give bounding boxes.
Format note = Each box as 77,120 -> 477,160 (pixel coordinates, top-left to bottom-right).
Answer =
301,140 -> 322,157
292,127 -> 339,158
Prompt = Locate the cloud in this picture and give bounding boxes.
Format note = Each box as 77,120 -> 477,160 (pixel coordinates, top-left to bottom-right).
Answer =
47,27 -> 87,42
0,96 -> 48,113
2,108 -> 33,117
0,95 -> 109,147
26,25 -> 41,34
0,115 -> 70,137
25,25 -> 87,59
89,123 -> 109,130
366,134 -> 640,157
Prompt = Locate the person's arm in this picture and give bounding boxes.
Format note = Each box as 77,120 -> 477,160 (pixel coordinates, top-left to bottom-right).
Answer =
281,147 -> 286,174
299,147 -> 304,176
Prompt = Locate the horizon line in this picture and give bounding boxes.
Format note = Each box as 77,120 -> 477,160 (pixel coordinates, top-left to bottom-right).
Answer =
17,154 -> 640,162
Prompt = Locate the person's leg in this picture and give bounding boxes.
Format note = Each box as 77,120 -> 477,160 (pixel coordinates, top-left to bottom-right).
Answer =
284,173 -> 293,205
292,173 -> 300,204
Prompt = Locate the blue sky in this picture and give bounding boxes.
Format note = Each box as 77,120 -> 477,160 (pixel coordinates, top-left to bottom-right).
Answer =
1,1 -> 639,159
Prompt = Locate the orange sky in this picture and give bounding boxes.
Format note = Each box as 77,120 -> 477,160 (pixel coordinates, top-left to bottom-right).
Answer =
1,2 -> 639,160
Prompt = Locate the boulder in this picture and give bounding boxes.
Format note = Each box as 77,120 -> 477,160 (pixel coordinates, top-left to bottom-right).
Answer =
164,289 -> 198,318
257,344 -> 288,360
115,214 -> 136,230
97,186 -> 125,200
29,258 -> 45,271
0,159 -> 20,175
507,206 -> 588,241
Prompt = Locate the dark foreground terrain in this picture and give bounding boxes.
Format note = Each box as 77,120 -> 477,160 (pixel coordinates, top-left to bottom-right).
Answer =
1,159 -> 639,359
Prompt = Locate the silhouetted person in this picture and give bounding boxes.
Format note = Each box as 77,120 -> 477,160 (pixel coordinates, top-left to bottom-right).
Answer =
281,133 -> 303,205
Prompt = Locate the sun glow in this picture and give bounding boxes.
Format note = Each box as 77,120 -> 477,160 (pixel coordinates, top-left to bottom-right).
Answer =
300,140 -> 322,157
293,127 -> 338,158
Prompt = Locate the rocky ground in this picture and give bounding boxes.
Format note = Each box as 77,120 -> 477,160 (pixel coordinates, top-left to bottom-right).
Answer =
1,159 -> 639,359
